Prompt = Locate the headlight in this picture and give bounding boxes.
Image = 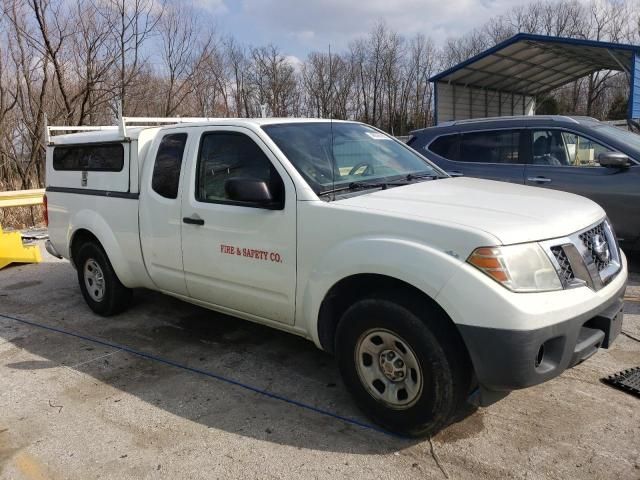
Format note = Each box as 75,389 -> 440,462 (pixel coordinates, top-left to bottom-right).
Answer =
467,243 -> 562,292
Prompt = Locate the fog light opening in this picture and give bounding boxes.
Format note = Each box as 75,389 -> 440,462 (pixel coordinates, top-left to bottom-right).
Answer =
535,344 -> 545,368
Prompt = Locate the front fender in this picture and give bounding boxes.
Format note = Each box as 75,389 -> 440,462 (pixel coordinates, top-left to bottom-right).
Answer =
297,235 -> 464,348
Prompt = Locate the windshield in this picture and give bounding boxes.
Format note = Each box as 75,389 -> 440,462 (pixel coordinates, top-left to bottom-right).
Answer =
262,122 -> 443,195
593,124 -> 640,152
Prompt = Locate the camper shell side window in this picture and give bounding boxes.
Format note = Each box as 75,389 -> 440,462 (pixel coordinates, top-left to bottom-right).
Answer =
53,143 -> 125,172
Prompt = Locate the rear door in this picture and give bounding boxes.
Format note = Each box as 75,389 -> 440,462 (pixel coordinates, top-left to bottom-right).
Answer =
524,128 -> 640,244
139,129 -> 191,295
425,129 -> 526,183
179,126 -> 297,325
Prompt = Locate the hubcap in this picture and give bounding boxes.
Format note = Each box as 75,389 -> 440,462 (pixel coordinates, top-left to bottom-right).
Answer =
84,259 -> 105,302
355,329 -> 423,409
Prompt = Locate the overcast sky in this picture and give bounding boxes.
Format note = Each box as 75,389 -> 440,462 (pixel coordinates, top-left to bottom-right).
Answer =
194,0 -> 532,60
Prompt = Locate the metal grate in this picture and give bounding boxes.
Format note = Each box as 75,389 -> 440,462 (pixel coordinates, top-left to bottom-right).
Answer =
579,222 -> 611,272
551,246 -> 575,283
602,367 -> 640,398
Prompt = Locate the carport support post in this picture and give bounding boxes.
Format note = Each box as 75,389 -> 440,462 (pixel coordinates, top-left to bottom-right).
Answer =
485,89 -> 489,117
629,52 -> 640,123
452,84 -> 456,120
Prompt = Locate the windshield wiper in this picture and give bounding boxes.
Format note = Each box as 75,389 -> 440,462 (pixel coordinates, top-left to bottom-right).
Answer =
348,181 -> 399,190
405,172 -> 445,181
319,181 -> 400,198
319,173 -> 442,198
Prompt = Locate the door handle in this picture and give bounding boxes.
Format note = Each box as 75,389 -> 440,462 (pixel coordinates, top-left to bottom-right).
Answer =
448,170 -> 464,177
183,216 -> 205,225
527,176 -> 552,184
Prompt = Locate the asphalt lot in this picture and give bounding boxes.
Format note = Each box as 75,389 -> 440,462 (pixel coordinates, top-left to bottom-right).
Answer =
0,243 -> 639,479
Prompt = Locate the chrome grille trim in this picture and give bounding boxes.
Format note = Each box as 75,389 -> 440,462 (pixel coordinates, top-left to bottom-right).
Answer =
540,218 -> 621,291
550,246 -> 575,284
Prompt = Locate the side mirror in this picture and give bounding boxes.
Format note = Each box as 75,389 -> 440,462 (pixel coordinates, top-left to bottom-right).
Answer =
598,152 -> 631,168
225,177 -> 281,209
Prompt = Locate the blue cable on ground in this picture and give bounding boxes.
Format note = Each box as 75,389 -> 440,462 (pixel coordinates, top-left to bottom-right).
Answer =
0,312 -> 401,439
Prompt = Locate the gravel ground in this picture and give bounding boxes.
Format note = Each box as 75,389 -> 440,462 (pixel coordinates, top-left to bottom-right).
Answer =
0,242 -> 638,480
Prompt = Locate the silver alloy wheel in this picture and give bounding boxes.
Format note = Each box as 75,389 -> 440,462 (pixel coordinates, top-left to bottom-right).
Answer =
83,258 -> 105,302
354,328 -> 423,409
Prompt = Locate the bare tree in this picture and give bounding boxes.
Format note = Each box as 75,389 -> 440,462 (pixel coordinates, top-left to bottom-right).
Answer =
225,38 -> 252,117
1,0 -> 639,224
100,0 -> 160,114
250,44 -> 299,117
407,34 -> 436,130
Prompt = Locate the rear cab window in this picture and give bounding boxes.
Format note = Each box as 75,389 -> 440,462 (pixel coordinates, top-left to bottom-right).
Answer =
152,133 -> 188,199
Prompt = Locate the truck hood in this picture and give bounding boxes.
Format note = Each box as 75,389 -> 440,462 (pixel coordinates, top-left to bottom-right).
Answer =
337,177 -> 604,245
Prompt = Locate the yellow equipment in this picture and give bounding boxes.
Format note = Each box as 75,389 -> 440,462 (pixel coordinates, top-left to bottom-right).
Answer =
0,225 -> 42,269
0,189 -> 45,269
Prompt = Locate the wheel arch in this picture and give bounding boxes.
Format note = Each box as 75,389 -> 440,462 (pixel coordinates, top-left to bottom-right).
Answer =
317,273 -> 469,360
67,218 -> 137,287
69,228 -> 100,268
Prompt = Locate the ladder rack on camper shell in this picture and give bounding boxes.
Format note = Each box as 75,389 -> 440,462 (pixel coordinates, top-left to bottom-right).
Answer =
44,111 -> 221,145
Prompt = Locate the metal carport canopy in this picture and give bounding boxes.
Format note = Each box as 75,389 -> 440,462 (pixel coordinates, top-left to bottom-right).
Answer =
430,33 -> 640,124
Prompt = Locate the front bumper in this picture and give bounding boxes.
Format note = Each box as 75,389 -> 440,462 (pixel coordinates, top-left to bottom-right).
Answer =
459,279 -> 625,406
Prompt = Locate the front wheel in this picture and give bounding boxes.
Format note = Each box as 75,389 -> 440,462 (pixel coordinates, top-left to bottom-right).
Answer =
336,293 -> 470,437
75,242 -> 132,316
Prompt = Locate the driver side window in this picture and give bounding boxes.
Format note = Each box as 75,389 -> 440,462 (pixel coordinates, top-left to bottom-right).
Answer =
531,130 -> 613,167
196,132 -> 284,205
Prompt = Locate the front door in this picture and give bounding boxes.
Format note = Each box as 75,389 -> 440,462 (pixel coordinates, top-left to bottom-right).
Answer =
524,128 -> 640,245
180,127 -> 297,324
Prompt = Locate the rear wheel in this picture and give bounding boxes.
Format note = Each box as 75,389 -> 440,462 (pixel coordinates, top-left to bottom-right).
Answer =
336,292 -> 470,437
75,242 -> 132,316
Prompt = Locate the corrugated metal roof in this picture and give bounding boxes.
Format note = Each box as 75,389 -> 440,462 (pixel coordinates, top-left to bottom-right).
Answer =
431,33 -> 640,96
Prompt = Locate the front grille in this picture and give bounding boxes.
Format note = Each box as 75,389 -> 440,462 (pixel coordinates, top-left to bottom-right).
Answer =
551,246 -> 575,283
542,219 -> 621,292
579,222 -> 612,272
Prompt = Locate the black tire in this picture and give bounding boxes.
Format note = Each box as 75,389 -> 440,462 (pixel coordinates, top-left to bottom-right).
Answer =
335,290 -> 471,437
75,242 -> 132,316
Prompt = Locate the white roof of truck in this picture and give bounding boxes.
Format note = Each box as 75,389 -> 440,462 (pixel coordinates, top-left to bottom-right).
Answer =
46,117 -> 350,145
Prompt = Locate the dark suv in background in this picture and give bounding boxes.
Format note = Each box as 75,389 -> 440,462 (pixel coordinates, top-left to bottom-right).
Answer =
408,116 -> 640,251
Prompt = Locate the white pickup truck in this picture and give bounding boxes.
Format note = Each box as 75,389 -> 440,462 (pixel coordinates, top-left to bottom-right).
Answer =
44,116 -> 627,436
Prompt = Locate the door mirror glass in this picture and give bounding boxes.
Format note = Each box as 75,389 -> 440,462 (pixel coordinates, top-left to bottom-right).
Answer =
225,177 -> 276,206
598,151 -> 631,168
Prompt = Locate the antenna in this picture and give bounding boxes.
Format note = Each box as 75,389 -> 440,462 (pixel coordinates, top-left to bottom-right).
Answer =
329,43 -> 336,201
